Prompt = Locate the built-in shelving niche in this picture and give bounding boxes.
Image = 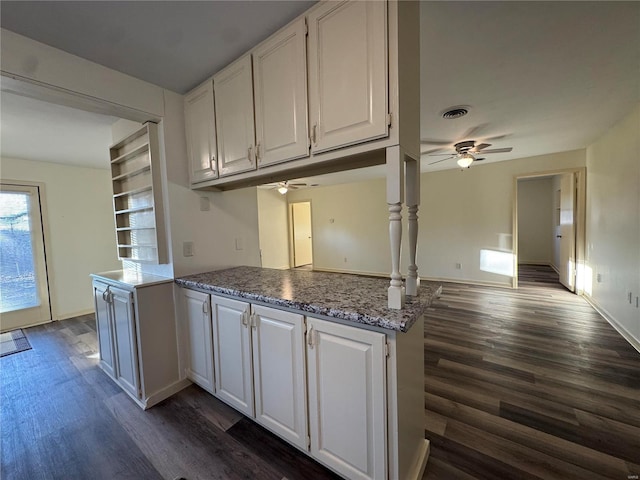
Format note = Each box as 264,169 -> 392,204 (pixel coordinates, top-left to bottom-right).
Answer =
109,122 -> 167,264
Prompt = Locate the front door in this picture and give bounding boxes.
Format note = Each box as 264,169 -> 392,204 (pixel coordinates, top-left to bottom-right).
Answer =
0,183 -> 51,331
558,173 -> 576,291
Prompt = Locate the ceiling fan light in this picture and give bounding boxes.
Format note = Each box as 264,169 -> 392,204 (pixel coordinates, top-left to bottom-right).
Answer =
457,153 -> 474,168
277,186 -> 288,195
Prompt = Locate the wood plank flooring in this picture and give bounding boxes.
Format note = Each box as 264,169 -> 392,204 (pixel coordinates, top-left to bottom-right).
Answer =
1,266 -> 638,479
422,265 -> 640,480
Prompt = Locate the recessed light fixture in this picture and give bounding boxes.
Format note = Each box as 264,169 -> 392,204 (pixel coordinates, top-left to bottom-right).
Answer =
441,106 -> 469,120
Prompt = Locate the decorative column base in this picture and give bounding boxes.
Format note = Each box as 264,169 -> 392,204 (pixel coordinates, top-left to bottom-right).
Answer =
388,284 -> 406,310
405,275 -> 420,297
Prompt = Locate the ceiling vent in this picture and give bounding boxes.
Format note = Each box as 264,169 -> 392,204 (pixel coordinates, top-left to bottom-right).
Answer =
441,107 -> 469,120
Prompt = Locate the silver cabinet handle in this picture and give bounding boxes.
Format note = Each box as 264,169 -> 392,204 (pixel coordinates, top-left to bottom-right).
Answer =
202,301 -> 209,314
311,124 -> 317,145
242,311 -> 249,327
256,143 -> 261,163
210,155 -> 216,172
307,326 -> 314,349
247,146 -> 253,164
251,313 -> 257,330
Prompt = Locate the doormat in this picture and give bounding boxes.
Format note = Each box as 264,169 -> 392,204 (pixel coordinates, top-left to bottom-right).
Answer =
0,329 -> 32,358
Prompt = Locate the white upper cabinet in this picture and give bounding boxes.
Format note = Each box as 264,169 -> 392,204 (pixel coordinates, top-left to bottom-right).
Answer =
253,19 -> 309,167
307,1 -> 388,154
213,55 -> 257,177
184,80 -> 218,184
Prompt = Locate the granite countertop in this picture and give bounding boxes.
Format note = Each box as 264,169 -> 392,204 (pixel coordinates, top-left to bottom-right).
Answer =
175,266 -> 441,333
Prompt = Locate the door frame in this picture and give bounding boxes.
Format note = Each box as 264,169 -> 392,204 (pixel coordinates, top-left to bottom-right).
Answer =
0,180 -> 54,329
288,200 -> 314,268
512,167 -> 586,292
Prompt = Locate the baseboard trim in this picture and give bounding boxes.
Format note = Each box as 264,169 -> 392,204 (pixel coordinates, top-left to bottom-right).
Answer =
422,276 -> 513,289
144,378 -> 192,409
584,295 -> 640,353
55,308 -> 94,321
407,440 -> 430,480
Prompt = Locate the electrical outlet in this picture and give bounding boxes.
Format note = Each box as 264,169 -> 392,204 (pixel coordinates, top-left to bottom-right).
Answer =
596,273 -> 603,283
629,292 -> 633,304
344,257 -> 348,263
199,196 -> 210,212
235,238 -> 243,251
455,263 -> 462,270
183,241 -> 194,257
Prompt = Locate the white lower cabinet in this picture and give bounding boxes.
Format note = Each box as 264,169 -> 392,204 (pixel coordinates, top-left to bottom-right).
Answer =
180,289 -> 399,480
307,317 -> 387,480
110,286 -> 140,398
92,274 -> 184,410
182,288 -> 214,394
251,304 -> 307,450
211,295 -> 254,416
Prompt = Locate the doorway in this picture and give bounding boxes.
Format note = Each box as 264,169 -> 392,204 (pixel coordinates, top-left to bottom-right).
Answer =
0,183 -> 52,331
290,201 -> 313,268
513,169 -> 585,293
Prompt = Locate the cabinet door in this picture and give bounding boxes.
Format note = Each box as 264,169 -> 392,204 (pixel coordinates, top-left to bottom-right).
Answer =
253,19 -> 309,167
93,281 -> 116,378
251,305 -> 307,450
184,80 -> 218,184
182,289 -> 214,394
110,286 -> 140,399
308,1 -> 388,154
214,55 -> 257,177
307,318 -> 387,480
211,296 -> 254,416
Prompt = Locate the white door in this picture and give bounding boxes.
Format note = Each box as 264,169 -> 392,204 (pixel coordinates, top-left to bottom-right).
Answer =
110,286 -> 140,399
182,288 -> 214,394
558,173 -> 576,291
251,305 -> 308,450
253,18 -> 309,167
184,80 -> 218,184
307,1 -> 388,153
214,54 -> 257,177
307,317 -> 387,480
0,183 -> 51,331
211,295 -> 254,416
93,281 -> 116,378
292,202 -> 313,267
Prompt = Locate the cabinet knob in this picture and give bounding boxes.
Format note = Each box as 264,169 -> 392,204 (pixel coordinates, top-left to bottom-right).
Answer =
307,326 -> 314,349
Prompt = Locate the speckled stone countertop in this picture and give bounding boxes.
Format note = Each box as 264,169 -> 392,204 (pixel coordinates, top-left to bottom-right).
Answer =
175,266 -> 441,333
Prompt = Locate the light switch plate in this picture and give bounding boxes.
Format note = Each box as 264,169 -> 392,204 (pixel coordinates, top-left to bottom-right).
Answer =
183,241 -> 194,257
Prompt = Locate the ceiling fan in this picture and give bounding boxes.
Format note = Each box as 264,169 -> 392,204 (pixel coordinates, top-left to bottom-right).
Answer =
265,180 -> 307,195
426,140 -> 513,168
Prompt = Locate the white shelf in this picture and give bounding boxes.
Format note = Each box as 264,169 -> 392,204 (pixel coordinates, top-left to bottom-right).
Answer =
111,143 -> 150,165
109,122 -> 166,264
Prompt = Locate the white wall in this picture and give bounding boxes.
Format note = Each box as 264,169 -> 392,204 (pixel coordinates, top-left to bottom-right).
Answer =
517,177 -> 554,265
0,157 -> 121,319
585,103 -> 640,347
2,28 -> 263,282
288,179 -> 390,276
257,189 -> 290,269
289,150 -> 586,286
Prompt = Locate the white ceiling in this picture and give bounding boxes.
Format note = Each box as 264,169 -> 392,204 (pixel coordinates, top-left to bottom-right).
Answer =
0,92 -> 116,169
1,1 -> 639,180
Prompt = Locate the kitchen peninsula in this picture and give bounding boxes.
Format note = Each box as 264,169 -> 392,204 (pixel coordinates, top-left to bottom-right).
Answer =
176,266 -> 441,480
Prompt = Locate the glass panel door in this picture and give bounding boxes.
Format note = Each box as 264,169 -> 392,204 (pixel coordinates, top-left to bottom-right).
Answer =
0,184 -> 51,331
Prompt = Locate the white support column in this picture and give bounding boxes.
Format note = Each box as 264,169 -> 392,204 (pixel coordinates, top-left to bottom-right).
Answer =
387,146 -> 405,309
405,156 -> 420,296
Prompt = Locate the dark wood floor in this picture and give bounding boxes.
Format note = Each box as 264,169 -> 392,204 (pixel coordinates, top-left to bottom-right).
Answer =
1,265 -> 638,479
423,264 -> 640,479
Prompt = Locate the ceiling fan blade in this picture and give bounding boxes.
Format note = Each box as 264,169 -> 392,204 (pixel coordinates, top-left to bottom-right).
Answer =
289,185 -> 299,189
289,183 -> 307,187
428,152 -> 457,156
420,139 -> 452,146
480,147 -> 513,154
474,157 -> 486,162
472,143 -> 491,152
428,156 -> 455,165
